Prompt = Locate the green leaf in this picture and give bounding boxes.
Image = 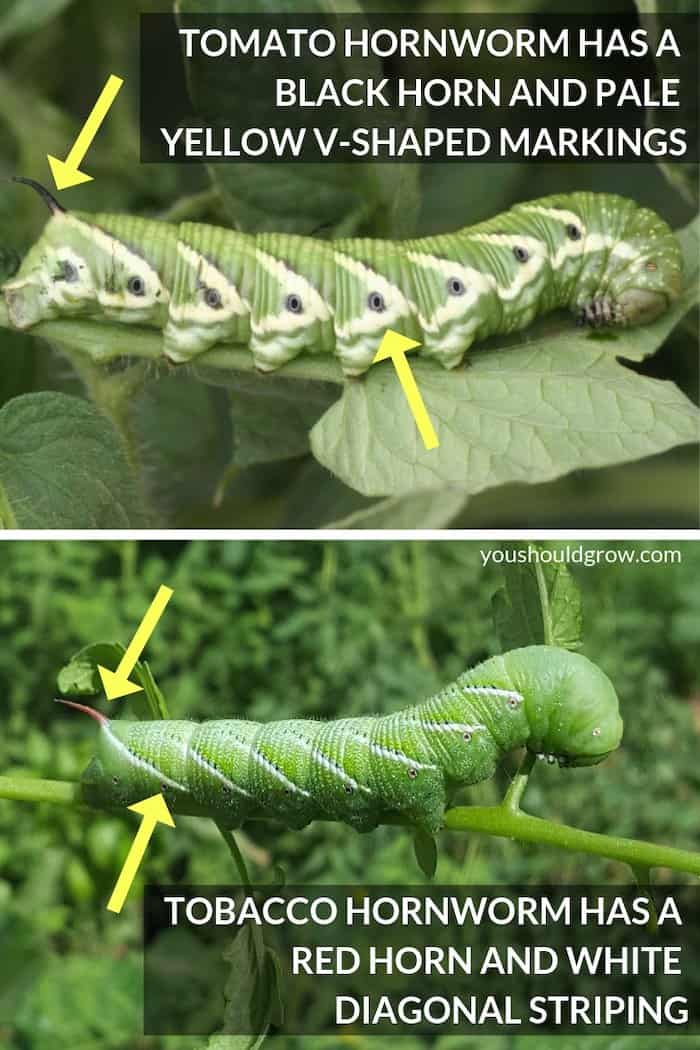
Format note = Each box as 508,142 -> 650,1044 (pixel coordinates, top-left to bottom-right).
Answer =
13,952 -> 141,1050
218,925 -> 276,1047
0,248 -> 20,284
203,1037 -> 266,1050
311,346 -> 699,498
311,217 -> 700,498
413,828 -> 438,879
491,543 -> 583,651
130,371 -> 233,519
418,162 -> 526,235
0,0 -> 76,46
636,0 -> 698,206
57,642 -> 169,719
228,374 -> 338,469
326,488 -> 468,528
0,392 -> 149,528
177,0 -> 420,238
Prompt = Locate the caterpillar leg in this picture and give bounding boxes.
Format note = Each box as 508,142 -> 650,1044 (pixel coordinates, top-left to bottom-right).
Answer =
336,342 -> 378,378
419,343 -> 469,370
575,297 -> 625,329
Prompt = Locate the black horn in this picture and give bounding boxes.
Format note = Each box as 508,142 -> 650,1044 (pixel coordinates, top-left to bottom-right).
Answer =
12,176 -> 65,215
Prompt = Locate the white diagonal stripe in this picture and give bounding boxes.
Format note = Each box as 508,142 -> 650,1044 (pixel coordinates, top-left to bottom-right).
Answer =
252,749 -> 311,798
189,747 -> 252,799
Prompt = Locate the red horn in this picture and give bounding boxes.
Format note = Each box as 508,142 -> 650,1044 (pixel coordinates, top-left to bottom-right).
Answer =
54,697 -> 109,725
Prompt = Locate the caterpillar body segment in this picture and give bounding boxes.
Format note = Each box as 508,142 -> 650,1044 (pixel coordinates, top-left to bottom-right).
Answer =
68,646 -> 623,834
3,180 -> 681,377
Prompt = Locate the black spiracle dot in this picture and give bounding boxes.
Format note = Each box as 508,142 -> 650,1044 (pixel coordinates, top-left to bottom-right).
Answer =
513,246 -> 529,263
344,785 -> 354,794
566,223 -> 582,241
284,789 -> 291,796
368,291 -> 385,312
204,286 -> 223,309
407,768 -> 418,779
112,776 -> 120,785
57,260 -> 79,283
463,731 -> 472,742
286,293 -> 303,313
127,275 -> 146,296
507,698 -> 519,709
447,276 -> 465,296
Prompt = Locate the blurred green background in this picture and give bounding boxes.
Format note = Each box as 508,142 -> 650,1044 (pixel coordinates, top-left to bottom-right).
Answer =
0,538 -> 698,1048
0,0 -> 697,528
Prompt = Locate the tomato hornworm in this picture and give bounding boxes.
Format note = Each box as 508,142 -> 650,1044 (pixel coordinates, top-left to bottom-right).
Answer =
3,178 -> 681,377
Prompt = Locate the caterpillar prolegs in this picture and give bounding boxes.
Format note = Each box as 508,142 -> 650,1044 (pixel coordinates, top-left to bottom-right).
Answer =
61,646 -> 623,834
3,179 -> 681,377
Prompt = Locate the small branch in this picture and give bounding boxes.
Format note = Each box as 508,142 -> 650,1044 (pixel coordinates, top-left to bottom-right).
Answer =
4,777 -> 699,879
502,751 -> 536,813
158,188 -> 222,224
0,775 -> 81,806
215,822 -> 253,890
444,805 -> 700,877
533,559 -> 553,646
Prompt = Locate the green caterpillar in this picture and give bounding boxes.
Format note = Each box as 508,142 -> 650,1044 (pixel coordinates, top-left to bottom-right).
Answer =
3,179 -> 681,377
59,645 -> 622,834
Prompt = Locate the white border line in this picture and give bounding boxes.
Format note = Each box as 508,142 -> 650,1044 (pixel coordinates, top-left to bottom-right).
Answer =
1,530 -> 699,541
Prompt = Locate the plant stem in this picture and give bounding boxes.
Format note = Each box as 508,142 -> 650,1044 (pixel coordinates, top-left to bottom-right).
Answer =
444,805 -> 700,877
215,822 -> 253,890
0,775 -> 81,806
158,188 -> 221,224
3,777 -> 698,878
533,557 -> 553,645
502,751 -> 536,813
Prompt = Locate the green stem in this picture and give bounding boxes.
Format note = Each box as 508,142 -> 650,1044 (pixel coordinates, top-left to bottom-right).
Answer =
0,482 -> 18,528
534,558 -> 553,646
3,777 -> 698,878
0,775 -> 81,806
502,751 -> 536,813
444,805 -> 700,877
158,188 -> 222,224
215,822 -> 253,890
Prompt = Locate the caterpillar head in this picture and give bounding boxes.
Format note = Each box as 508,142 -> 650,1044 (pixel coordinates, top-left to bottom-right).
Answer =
3,177 -> 168,329
505,646 -> 623,768
609,207 -> 683,326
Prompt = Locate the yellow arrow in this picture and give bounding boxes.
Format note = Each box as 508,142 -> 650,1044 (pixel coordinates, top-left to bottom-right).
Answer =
106,794 -> 175,914
373,330 -> 439,450
98,584 -> 173,700
47,74 -> 124,190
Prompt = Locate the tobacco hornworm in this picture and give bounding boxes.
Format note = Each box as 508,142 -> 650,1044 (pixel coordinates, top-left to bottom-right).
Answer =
59,645 -> 622,833
3,179 -> 681,377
